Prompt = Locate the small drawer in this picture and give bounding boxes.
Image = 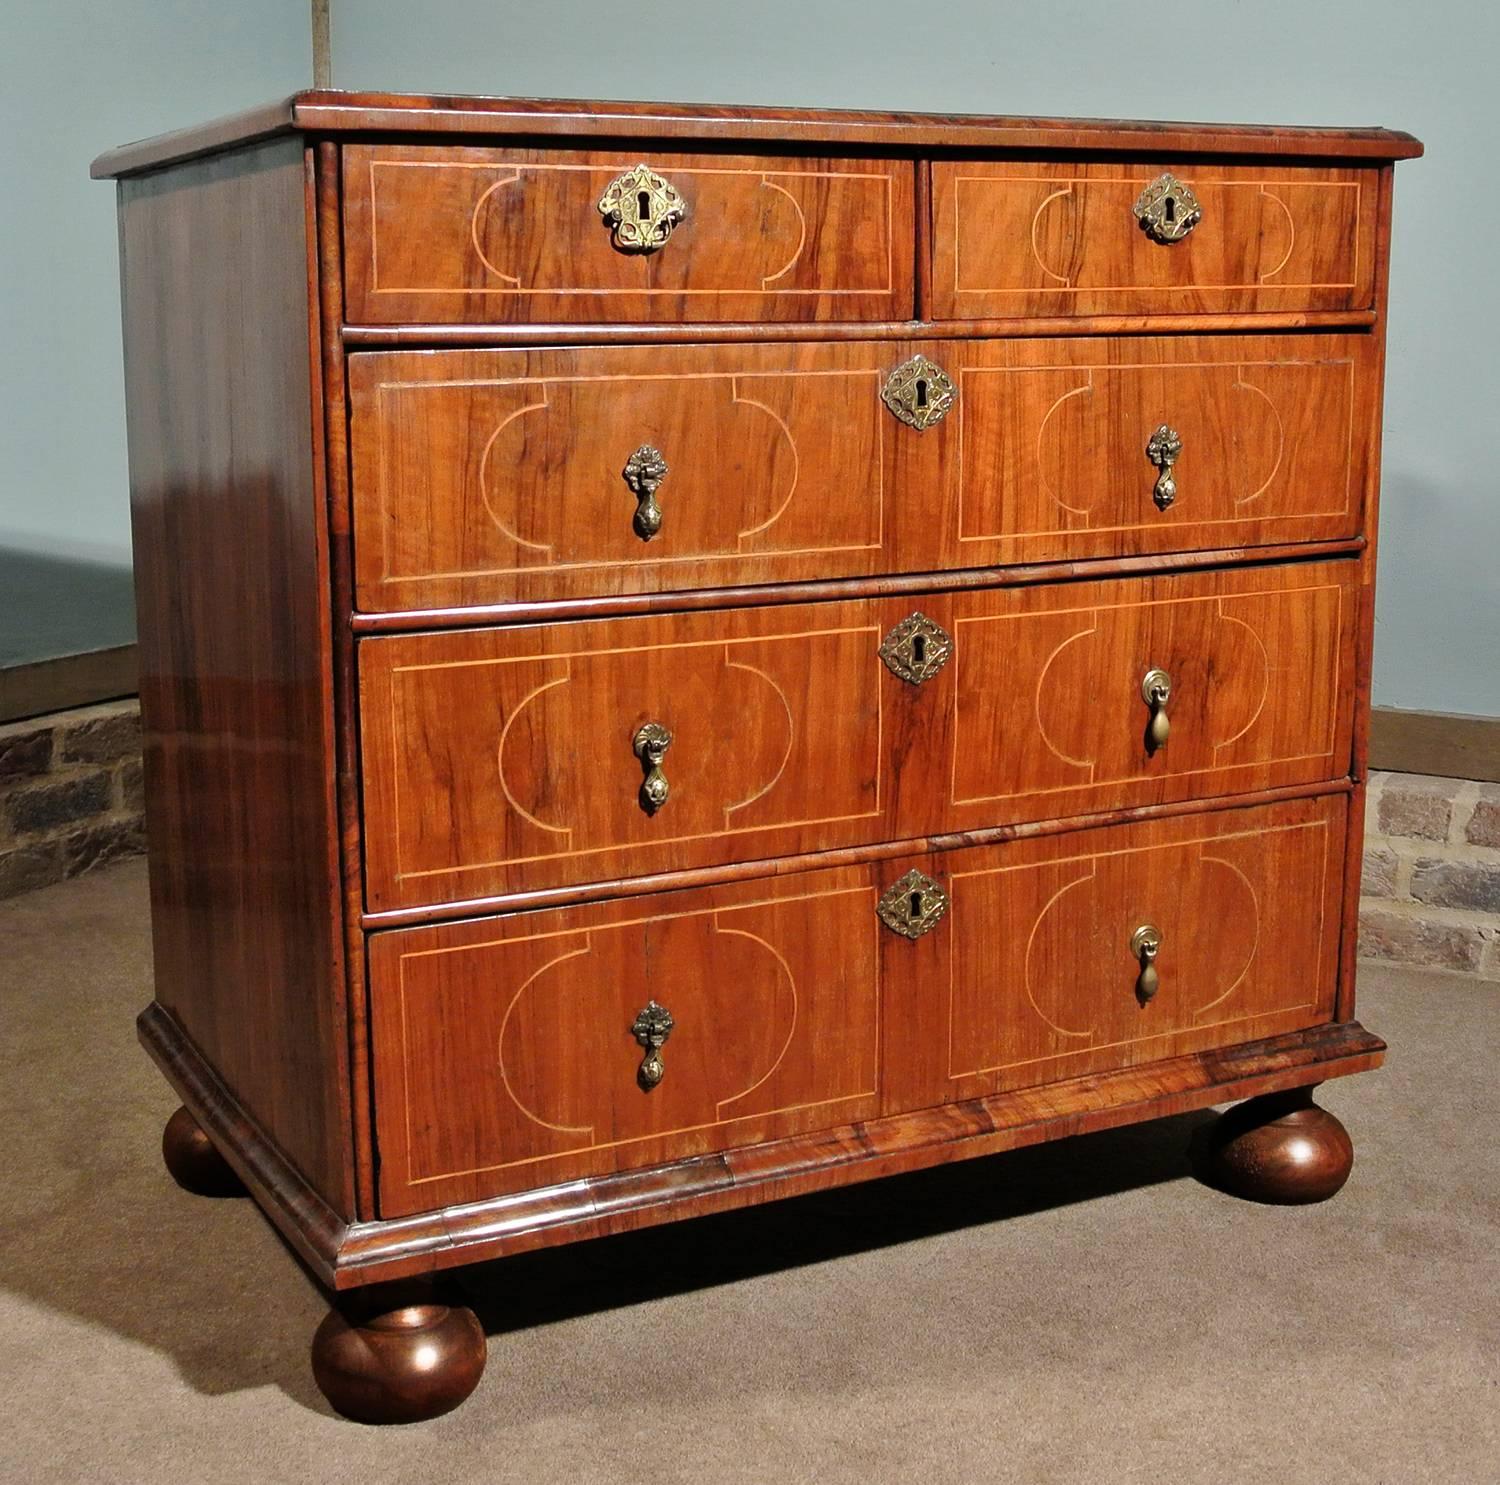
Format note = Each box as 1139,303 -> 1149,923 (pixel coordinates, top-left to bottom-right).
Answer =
342,144 -> 914,325
357,561 -> 1358,910
931,160 -> 1378,319
348,334 -> 1375,612
366,793 -> 1344,1215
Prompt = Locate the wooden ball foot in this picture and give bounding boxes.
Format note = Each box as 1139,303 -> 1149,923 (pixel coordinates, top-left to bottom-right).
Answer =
311,1293 -> 487,1424
161,1105 -> 245,1197
1195,1084 -> 1354,1205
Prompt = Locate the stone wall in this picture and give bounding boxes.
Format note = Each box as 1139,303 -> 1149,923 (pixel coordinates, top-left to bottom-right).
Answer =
0,699 -> 146,898
1360,772 -> 1500,979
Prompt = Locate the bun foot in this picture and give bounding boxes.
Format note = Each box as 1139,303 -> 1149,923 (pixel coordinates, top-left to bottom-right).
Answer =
312,1293 -> 487,1424
1196,1084 -> 1354,1205
162,1105 -> 245,1197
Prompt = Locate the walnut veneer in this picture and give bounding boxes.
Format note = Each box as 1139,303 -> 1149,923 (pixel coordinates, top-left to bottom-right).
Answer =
95,93 -> 1421,1423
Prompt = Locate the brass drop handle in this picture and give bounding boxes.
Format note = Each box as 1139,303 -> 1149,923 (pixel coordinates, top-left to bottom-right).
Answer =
1134,172 -> 1203,244
633,722 -> 672,814
597,163 -> 688,253
622,444 -> 668,541
1141,667 -> 1172,752
1131,925 -> 1162,1004
1146,425 -> 1182,510
630,999 -> 675,1088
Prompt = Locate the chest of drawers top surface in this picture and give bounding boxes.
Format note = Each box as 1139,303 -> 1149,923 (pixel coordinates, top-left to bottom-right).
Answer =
102,95 -> 1418,1352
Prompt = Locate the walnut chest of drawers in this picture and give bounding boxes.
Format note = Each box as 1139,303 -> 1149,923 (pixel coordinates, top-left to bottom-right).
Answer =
95,93 -> 1422,1424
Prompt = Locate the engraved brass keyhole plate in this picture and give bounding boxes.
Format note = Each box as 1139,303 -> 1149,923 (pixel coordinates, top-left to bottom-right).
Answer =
877,869 -> 950,940
1146,424 -> 1182,510
597,163 -> 688,254
879,612 -> 953,685
1134,173 -> 1202,244
630,999 -> 675,1088
881,355 -> 956,431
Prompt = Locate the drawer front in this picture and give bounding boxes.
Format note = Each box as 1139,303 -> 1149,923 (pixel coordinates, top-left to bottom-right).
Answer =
367,794 -> 1344,1215
343,145 -> 914,324
880,792 -> 1347,1113
932,161 -> 1378,319
368,870 -> 884,1215
358,561 -> 1357,910
348,334 -> 1373,611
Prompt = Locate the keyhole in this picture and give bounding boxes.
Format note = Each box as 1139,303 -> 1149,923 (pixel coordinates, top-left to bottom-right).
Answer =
909,891 -> 924,920
912,634 -> 927,665
1163,196 -> 1176,223
637,190 -> 652,221
915,378 -> 929,409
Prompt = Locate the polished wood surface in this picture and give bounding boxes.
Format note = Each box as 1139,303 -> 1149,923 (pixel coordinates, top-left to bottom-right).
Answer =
312,1294 -> 486,1423
90,92 -> 1423,180
368,794 -> 1342,1215
933,160 -> 1378,318
138,982 -> 1383,1289
358,560 -> 1357,910
358,779 -> 1353,929
343,144 -> 914,325
349,333 -> 1374,610
1195,1084 -> 1354,1203
117,139 -> 353,1214
368,864 -> 884,1215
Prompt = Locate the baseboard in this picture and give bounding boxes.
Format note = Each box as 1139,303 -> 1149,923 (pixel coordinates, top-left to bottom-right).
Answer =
0,644 -> 138,724
1369,707 -> 1500,783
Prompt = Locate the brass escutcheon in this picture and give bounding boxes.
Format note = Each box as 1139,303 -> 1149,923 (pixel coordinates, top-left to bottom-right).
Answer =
1134,172 -> 1203,244
877,869 -> 950,940
1146,424 -> 1182,510
622,444 -> 669,541
881,354 -> 956,431
1141,667 -> 1172,752
630,1000 -> 675,1088
633,721 -> 673,814
597,163 -> 688,254
879,612 -> 954,685
1131,924 -> 1162,1004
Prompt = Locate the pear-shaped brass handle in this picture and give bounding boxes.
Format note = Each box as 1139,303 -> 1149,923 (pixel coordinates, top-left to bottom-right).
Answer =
630,999 -> 675,1088
1146,425 -> 1182,510
623,444 -> 668,541
1141,667 -> 1172,752
633,722 -> 672,814
1131,925 -> 1162,1003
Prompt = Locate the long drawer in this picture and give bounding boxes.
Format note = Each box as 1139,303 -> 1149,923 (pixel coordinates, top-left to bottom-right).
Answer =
342,144 -> 915,325
348,334 -> 1375,611
367,793 -> 1346,1216
931,160 -> 1378,318
358,561 -> 1358,910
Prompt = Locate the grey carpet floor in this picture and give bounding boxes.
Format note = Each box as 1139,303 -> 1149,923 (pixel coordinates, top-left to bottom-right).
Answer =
1,859 -> 1496,1485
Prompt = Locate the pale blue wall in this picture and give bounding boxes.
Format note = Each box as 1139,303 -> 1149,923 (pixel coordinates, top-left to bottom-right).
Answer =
326,0 -> 1498,716
10,3 -> 1492,712
0,1 -> 312,568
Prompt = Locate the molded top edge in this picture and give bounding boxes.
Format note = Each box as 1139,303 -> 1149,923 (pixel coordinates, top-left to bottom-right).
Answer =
91,89 -> 1425,179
